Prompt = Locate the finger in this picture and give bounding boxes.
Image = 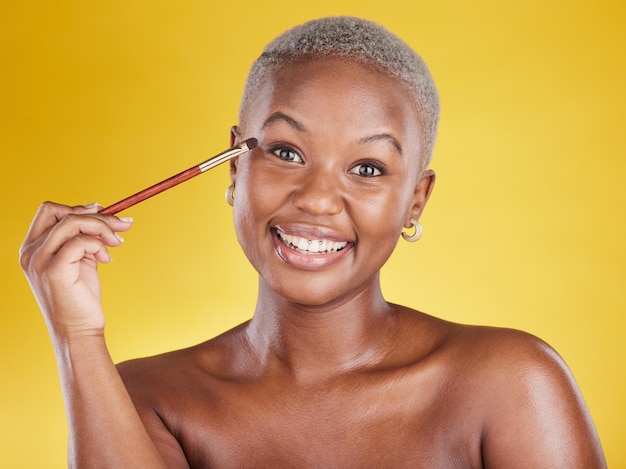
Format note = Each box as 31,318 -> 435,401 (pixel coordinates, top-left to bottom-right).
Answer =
22,201 -> 133,246
22,202 -> 105,249
21,202 -> 72,252
41,213 -> 125,259
20,202 -> 83,270
20,206 -> 133,276
22,218 -> 116,277
50,235 -> 113,271
99,214 -> 134,234
77,205 -> 133,233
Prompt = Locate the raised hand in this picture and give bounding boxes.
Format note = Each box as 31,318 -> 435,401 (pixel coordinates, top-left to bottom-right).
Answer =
19,202 -> 133,341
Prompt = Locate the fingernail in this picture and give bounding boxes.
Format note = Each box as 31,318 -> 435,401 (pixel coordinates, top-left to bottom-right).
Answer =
118,216 -> 133,223
84,202 -> 102,209
115,233 -> 124,243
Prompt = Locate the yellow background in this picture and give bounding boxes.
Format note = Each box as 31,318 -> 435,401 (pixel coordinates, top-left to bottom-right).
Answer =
1,1 -> 624,467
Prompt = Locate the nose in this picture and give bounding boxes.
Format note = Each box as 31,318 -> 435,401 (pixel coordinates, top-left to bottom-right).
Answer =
291,167 -> 343,216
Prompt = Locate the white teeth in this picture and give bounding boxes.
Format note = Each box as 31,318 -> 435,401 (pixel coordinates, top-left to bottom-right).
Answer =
277,230 -> 348,254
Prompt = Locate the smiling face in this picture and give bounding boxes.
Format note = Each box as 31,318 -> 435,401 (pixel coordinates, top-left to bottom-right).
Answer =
231,58 -> 434,308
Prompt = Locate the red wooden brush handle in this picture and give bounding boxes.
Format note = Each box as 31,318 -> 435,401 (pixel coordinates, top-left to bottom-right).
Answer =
98,138 -> 257,215
100,165 -> 200,215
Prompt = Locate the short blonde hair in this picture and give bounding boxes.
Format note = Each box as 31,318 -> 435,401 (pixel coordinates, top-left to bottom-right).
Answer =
239,16 -> 440,165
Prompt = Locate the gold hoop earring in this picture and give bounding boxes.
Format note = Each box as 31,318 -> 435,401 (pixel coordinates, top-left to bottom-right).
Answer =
401,219 -> 422,242
225,184 -> 235,206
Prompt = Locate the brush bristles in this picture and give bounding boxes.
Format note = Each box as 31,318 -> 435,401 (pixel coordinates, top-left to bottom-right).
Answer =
244,137 -> 258,150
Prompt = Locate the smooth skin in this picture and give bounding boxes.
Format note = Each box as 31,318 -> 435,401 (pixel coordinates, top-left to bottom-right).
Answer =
20,58 -> 606,468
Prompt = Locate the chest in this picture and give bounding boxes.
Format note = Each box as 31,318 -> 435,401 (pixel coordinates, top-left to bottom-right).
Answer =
164,375 -> 483,468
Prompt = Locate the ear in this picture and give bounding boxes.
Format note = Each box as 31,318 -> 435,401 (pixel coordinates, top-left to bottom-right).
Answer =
405,169 -> 436,228
229,125 -> 244,184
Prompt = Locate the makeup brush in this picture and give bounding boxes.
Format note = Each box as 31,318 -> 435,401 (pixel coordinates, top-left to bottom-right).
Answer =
99,138 -> 257,215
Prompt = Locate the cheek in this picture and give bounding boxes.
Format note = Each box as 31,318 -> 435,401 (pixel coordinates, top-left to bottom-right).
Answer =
232,194 -> 265,272
235,164 -> 288,221
348,201 -> 402,278
350,188 -> 410,239
232,163 -> 286,253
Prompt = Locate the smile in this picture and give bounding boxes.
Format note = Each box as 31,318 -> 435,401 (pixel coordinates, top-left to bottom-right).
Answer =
276,230 -> 348,254
272,226 -> 353,271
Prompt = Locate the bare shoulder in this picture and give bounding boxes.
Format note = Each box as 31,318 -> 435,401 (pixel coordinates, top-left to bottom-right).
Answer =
444,323 -> 586,417
391,306 -> 605,467
443,323 -> 582,406
477,328 -> 605,467
408,310 -> 606,468
395,306 -> 566,374
398,307 -> 582,387
113,325 -> 252,467
117,321 -> 251,399
116,345 -> 197,393
444,319 -> 571,377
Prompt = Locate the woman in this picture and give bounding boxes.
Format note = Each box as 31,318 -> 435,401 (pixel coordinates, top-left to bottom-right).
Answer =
19,17 -> 605,468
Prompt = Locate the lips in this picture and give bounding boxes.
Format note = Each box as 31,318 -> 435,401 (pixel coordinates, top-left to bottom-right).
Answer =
272,225 -> 353,270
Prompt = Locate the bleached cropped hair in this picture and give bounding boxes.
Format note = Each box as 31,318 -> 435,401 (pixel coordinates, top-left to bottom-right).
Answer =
239,16 -> 440,165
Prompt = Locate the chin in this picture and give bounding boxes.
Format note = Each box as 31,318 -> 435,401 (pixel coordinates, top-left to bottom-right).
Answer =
264,271 -> 373,310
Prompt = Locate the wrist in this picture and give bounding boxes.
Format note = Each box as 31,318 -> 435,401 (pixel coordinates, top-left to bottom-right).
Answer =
44,314 -> 105,343
50,327 -> 108,358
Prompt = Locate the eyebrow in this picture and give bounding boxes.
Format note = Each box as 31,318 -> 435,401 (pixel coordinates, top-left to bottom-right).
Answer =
262,112 -> 402,156
359,133 -> 403,156
262,112 -> 306,132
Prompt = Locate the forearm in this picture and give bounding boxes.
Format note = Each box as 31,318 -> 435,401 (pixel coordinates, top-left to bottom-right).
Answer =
54,334 -> 168,469
20,203 -> 167,466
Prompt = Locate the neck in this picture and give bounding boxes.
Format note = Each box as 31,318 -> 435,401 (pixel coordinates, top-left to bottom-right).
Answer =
246,276 -> 395,382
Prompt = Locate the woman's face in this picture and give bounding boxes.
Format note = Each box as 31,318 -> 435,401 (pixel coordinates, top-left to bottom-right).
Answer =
231,58 -> 434,307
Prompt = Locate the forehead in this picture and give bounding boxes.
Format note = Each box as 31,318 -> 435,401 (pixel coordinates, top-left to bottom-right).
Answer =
242,58 -> 423,146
